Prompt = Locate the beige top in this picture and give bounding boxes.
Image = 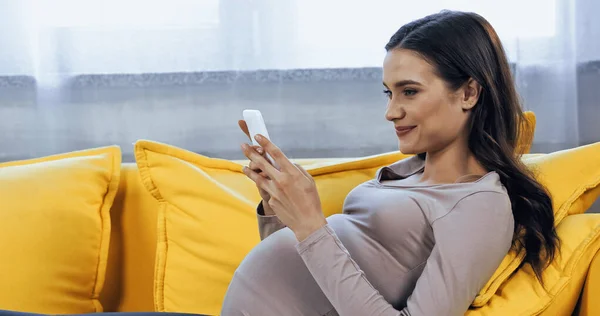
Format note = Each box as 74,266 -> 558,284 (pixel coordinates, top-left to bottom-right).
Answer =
221,156 -> 514,316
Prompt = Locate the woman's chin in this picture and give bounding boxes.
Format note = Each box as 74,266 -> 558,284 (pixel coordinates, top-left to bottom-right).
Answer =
398,145 -> 417,155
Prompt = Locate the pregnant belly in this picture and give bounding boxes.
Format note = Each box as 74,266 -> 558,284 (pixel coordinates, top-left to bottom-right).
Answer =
221,213 -> 423,315
221,227 -> 333,316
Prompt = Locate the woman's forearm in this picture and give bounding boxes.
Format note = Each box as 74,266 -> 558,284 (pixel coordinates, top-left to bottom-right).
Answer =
296,225 -> 407,316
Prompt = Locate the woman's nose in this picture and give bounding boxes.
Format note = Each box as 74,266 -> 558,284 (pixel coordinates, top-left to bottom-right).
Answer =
385,102 -> 406,122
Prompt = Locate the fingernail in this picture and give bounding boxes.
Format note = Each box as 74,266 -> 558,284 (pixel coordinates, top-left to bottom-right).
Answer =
254,134 -> 262,141
241,143 -> 248,150
257,147 -> 264,154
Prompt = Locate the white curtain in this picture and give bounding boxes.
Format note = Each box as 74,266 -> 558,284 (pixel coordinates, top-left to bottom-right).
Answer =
0,0 -> 571,73
0,0 -> 598,162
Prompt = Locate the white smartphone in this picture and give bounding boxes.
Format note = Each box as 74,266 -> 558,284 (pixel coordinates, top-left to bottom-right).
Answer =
242,109 -> 280,170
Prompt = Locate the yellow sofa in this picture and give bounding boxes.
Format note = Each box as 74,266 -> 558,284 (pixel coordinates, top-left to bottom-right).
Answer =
94,150 -> 600,315
2,110 -> 600,315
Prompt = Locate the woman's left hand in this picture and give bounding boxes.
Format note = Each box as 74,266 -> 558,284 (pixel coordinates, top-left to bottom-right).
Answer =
241,134 -> 327,241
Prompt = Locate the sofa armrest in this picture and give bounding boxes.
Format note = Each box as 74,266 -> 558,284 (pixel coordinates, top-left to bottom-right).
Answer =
577,249 -> 600,316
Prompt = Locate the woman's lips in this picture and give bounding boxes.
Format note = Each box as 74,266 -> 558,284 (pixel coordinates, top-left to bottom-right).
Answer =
395,126 -> 416,137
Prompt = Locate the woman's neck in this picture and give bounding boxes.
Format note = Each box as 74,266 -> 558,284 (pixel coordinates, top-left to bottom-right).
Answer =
419,142 -> 488,185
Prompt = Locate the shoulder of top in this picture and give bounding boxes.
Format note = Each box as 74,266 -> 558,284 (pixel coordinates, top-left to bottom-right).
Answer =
430,191 -> 511,226
451,190 -> 511,213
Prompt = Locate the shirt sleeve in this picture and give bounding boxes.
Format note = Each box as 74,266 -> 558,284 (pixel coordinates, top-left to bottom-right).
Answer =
257,201 -> 287,240
295,191 -> 513,316
296,224 -> 407,316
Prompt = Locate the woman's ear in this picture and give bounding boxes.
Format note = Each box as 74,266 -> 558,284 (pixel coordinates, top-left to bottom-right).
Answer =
461,78 -> 482,111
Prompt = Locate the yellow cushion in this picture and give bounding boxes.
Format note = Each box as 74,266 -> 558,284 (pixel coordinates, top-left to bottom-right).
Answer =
518,111 -> 537,154
578,248 -> 600,316
0,146 -> 121,314
527,143 -> 600,221
468,214 -> 600,315
134,140 -> 407,314
473,141 -> 600,306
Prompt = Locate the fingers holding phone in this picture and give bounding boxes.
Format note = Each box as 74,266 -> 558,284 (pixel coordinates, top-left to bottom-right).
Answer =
239,117 -> 272,216
239,119 -> 269,177
240,110 -> 279,216
241,110 -> 280,170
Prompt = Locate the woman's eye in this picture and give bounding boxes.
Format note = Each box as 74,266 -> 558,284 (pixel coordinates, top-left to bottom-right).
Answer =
403,89 -> 418,96
383,89 -> 392,99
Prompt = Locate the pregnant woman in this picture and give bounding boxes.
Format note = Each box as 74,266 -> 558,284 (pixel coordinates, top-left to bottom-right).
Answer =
221,10 -> 559,316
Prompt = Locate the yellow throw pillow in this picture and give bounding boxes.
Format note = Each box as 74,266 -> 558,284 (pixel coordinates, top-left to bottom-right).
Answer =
134,140 -> 407,314
472,141 -> 600,306
526,142 -> 600,221
518,111 -> 536,154
0,146 -> 121,314
467,214 -> 600,316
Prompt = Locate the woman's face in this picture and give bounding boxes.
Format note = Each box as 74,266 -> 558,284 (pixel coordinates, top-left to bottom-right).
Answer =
382,49 -> 475,155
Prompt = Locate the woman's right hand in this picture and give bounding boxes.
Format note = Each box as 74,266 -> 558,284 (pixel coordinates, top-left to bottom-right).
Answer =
239,119 -> 276,216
